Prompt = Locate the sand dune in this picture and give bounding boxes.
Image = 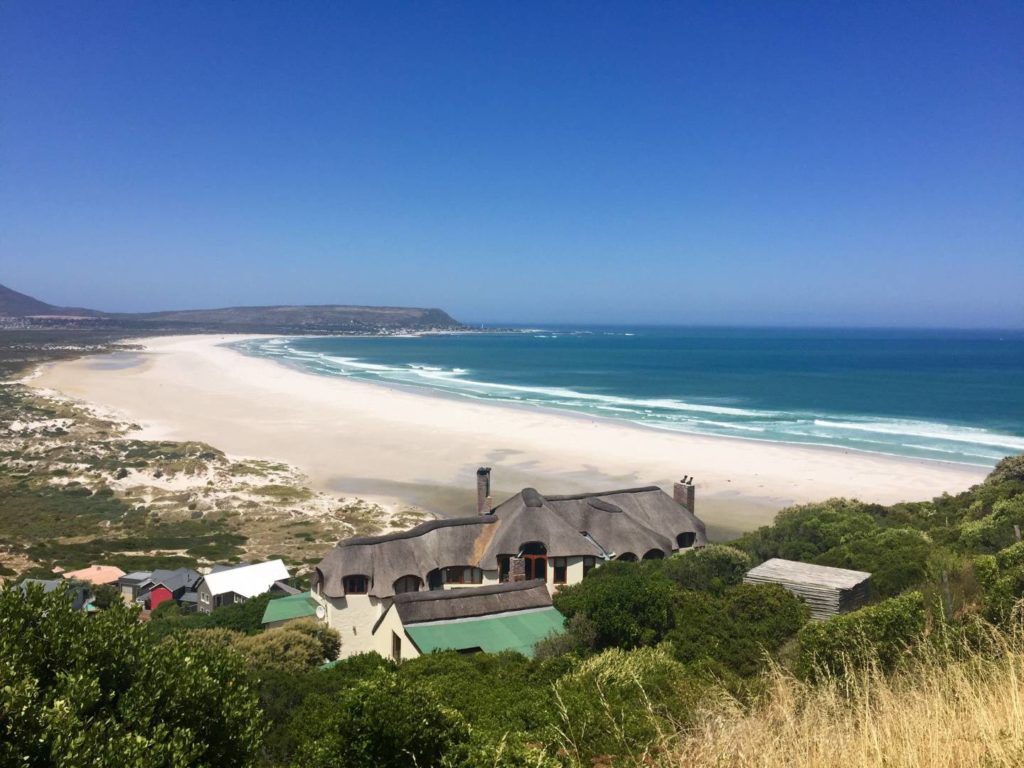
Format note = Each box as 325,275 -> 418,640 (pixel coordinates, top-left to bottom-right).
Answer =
32,335 -> 988,538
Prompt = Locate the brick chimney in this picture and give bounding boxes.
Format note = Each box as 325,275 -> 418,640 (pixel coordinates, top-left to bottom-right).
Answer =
476,467 -> 492,514
673,477 -> 695,513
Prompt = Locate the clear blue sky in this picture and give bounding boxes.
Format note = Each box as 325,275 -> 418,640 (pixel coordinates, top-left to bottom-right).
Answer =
2,2 -> 1021,327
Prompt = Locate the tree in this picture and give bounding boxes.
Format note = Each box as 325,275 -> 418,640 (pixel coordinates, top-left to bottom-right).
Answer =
91,582 -> 123,609
0,583 -> 264,767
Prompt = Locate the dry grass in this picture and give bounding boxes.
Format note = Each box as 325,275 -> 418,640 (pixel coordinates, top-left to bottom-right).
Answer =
669,633 -> 1024,768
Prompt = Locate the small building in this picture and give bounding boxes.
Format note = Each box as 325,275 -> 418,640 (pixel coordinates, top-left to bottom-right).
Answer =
261,591 -> 321,628
195,559 -> 290,613
63,564 -> 126,586
117,571 -> 153,604
19,578 -> 91,611
743,558 -> 872,620
371,580 -> 564,662
141,568 -> 201,611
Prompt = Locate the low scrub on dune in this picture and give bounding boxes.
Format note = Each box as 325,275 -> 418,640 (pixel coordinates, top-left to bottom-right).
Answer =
667,629 -> 1024,768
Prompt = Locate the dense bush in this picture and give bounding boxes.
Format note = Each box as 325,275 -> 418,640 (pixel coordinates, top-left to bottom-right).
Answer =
668,583 -> 807,676
661,544 -> 751,593
0,583 -> 263,767
815,527 -> 932,597
148,592 -> 276,638
553,561 -> 678,649
973,541 -> 1024,624
798,591 -> 927,679
286,671 -> 471,768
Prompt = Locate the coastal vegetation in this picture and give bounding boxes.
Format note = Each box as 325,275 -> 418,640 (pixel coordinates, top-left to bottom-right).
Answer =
0,381 -> 426,579
3,456 -> 1024,766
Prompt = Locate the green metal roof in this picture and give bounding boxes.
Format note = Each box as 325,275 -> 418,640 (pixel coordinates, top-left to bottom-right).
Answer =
404,607 -> 565,658
261,591 -> 318,625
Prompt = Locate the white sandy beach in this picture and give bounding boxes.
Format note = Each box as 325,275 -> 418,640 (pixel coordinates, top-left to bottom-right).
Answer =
31,335 -> 989,537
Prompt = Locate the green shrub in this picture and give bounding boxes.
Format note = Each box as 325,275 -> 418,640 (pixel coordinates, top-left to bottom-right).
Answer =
553,561 -> 678,650
973,541 -> 1024,624
661,544 -> 751,593
797,591 -> 927,680
667,584 -> 806,677
815,527 -> 932,597
287,672 -> 470,768
0,583 -> 263,766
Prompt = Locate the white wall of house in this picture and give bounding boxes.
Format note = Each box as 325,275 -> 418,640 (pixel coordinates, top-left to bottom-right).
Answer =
316,592 -> 389,657
371,607 -> 419,662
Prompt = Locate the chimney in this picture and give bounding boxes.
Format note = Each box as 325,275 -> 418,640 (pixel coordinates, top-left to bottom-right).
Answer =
476,467 -> 492,514
673,477 -> 695,513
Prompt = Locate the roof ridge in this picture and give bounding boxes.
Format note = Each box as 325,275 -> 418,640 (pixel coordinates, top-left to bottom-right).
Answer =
393,580 -> 546,604
339,515 -> 494,547
542,485 -> 663,501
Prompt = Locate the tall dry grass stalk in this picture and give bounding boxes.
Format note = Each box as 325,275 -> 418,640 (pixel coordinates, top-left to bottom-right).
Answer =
668,630 -> 1024,768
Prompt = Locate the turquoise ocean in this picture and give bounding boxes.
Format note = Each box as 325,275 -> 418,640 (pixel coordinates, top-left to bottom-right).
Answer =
232,328 -> 1024,468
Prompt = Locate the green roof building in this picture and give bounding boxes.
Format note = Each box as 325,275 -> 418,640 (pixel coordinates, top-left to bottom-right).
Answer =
370,581 -> 565,661
261,591 -> 320,627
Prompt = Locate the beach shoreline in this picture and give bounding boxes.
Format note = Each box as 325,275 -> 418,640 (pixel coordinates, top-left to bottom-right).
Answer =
30,334 -> 990,538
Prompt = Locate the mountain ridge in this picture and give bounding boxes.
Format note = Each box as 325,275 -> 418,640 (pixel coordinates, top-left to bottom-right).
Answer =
0,283 -> 463,332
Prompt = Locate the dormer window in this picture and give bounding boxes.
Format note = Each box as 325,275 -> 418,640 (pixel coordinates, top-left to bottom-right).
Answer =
343,575 -> 369,595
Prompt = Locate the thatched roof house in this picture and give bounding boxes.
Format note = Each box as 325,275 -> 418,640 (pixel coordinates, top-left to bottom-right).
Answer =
314,480 -> 707,600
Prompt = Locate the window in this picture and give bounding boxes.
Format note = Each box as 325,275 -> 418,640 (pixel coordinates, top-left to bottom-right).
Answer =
498,556 -> 510,583
442,566 -> 483,585
676,532 -> 696,549
392,631 -> 402,662
583,556 -> 597,577
521,542 -> 547,582
618,552 -> 638,562
553,557 -> 567,584
642,549 -> 665,560
342,575 -> 369,594
393,575 -> 422,594
200,590 -> 210,604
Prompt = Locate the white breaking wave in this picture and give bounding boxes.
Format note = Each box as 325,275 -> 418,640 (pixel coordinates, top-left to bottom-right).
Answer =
814,419 -> 1024,451
231,338 -> 1022,467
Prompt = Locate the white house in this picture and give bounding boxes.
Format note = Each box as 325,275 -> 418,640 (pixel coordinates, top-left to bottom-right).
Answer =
312,471 -> 706,657
195,559 -> 291,613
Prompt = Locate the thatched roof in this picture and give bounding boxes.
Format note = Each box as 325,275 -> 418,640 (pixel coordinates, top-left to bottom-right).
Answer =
314,484 -> 707,599
392,580 -> 552,625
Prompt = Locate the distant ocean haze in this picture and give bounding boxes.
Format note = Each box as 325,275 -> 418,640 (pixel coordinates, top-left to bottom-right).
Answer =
231,328 -> 1024,468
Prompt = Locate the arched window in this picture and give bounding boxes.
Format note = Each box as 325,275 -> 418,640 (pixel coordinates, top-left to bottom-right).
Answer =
520,542 -> 547,581
642,549 -> 665,560
427,568 -> 444,591
393,575 -> 422,594
342,575 -> 369,595
676,532 -> 696,549
618,552 -> 638,562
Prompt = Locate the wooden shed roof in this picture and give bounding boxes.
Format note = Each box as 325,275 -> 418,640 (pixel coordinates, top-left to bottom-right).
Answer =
746,558 -> 871,590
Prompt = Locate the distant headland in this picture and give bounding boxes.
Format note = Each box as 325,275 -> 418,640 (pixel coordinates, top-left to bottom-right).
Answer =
0,282 -> 464,334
